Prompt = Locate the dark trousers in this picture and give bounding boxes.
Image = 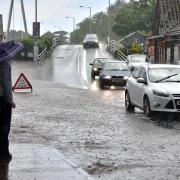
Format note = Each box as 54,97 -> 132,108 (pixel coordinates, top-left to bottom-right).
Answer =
0,96 -> 12,155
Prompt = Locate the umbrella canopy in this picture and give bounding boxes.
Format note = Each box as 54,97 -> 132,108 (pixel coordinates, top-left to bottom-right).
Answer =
0,41 -> 24,62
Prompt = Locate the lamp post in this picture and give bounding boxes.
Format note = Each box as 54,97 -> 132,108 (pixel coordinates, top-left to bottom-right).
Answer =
108,0 -> 111,45
79,5 -> 91,33
65,16 -> 76,31
33,0 -> 39,63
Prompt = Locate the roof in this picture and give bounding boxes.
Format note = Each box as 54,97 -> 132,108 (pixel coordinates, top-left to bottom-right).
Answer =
153,0 -> 180,35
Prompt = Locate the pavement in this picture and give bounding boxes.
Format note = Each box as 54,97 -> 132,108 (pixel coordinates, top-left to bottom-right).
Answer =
0,143 -> 95,180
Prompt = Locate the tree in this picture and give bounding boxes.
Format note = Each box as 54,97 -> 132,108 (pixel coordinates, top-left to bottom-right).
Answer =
112,0 -> 156,37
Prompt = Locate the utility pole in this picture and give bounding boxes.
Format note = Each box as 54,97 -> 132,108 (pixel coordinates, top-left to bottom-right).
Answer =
0,15 -> 3,43
108,0 -> 111,45
80,6 -> 92,33
33,0 -> 39,63
89,7 -> 92,33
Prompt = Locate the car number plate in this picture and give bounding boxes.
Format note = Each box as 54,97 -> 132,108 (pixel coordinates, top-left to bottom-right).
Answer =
112,79 -> 122,83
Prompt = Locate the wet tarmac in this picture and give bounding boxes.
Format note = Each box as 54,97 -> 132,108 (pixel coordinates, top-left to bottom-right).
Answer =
0,143 -> 94,180
8,44 -> 180,180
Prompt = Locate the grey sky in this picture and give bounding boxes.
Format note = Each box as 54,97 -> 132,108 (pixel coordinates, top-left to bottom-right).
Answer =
1,0 -> 124,34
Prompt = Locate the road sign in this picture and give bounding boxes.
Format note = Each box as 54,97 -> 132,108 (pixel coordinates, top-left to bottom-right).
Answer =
33,22 -> 40,38
13,73 -> 32,92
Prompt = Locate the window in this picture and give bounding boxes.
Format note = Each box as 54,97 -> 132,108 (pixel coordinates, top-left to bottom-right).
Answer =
132,67 -> 142,79
139,68 -> 147,80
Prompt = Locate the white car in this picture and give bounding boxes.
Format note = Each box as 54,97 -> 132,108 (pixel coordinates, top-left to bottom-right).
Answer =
126,54 -> 150,71
125,64 -> 180,117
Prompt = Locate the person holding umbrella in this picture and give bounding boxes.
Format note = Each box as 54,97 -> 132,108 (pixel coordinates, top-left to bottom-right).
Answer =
0,41 -> 23,160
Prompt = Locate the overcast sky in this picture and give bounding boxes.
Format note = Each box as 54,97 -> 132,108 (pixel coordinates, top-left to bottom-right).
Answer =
0,0 -> 121,35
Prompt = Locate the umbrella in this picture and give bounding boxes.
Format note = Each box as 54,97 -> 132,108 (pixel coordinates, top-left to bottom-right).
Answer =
0,41 -> 24,62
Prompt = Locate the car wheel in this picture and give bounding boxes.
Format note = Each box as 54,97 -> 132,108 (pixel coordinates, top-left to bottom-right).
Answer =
99,79 -> 104,89
143,96 -> 152,117
125,91 -> 135,112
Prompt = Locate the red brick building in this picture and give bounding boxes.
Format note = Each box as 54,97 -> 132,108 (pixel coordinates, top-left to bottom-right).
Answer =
147,0 -> 180,64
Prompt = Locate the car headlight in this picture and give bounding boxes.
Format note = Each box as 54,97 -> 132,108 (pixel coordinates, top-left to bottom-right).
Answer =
93,68 -> 98,71
124,76 -> 129,80
104,75 -> 111,79
153,90 -> 169,97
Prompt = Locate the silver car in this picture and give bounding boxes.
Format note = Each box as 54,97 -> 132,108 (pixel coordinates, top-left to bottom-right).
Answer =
126,54 -> 150,71
125,64 -> 180,117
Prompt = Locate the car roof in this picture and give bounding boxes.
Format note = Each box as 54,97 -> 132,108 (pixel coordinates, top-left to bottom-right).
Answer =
127,54 -> 147,57
105,60 -> 127,63
94,57 -> 109,60
141,64 -> 180,69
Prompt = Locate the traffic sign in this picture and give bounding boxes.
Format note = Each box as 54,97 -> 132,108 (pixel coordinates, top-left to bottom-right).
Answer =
33,22 -> 40,38
13,73 -> 32,92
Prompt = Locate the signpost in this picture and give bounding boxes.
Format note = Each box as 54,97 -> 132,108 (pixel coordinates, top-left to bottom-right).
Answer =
33,0 -> 39,63
13,73 -> 32,93
33,22 -> 40,39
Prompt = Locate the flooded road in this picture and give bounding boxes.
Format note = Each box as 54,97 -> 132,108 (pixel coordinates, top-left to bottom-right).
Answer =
10,45 -> 180,180
12,43 -> 125,107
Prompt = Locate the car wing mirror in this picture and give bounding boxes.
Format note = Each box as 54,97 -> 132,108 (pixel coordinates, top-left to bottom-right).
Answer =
137,78 -> 147,84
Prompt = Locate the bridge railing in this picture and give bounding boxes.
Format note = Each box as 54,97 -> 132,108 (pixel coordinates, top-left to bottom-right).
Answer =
38,37 -> 61,64
107,40 -> 127,62
52,37 -> 61,49
38,47 -> 47,64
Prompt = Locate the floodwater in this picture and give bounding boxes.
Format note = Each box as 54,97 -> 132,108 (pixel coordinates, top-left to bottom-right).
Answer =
10,44 -> 180,180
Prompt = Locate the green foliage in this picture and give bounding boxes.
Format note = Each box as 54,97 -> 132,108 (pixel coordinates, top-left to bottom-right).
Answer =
129,42 -> 142,54
112,0 -> 156,37
70,0 -> 156,43
117,47 -> 128,56
20,37 -> 34,51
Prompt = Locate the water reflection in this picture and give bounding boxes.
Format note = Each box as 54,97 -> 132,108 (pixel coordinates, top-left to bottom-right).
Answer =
0,160 -> 10,180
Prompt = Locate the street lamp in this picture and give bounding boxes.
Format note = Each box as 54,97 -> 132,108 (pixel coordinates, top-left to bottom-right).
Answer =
79,5 -> 92,33
34,0 -> 39,63
65,16 -> 76,31
108,0 -> 111,45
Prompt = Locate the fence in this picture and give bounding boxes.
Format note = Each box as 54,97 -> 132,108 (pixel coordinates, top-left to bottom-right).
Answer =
38,37 -> 61,64
108,40 -> 127,62
38,47 -> 47,64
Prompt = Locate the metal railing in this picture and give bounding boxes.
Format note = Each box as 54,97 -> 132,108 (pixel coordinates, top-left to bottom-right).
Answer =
108,40 -> 127,62
52,37 -> 60,48
38,47 -> 47,64
37,37 -> 61,65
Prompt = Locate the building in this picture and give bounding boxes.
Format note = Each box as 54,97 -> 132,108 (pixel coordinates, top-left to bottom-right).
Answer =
147,0 -> 180,64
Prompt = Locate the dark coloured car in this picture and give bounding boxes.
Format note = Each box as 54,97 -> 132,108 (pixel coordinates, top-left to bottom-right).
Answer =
83,34 -> 99,48
89,58 -> 110,80
99,61 -> 131,89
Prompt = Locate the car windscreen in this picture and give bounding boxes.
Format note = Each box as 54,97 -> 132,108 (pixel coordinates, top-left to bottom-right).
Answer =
130,55 -> 148,63
94,59 -> 109,64
85,37 -> 98,41
104,62 -> 129,71
148,68 -> 180,83
85,34 -> 97,38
